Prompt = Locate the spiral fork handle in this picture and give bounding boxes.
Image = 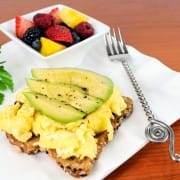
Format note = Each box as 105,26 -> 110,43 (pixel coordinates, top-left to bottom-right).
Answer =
145,119 -> 180,162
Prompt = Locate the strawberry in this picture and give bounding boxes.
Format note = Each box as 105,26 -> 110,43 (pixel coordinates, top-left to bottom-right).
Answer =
49,7 -> 62,24
45,25 -> 73,44
15,16 -> 34,39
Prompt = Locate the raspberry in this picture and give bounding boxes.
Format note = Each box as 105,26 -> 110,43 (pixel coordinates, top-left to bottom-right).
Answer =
33,13 -> 53,29
75,22 -> 94,39
45,25 -> 73,44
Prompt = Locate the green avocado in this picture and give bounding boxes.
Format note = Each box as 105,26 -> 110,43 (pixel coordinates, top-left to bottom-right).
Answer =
27,79 -> 103,114
24,92 -> 85,123
31,68 -> 113,101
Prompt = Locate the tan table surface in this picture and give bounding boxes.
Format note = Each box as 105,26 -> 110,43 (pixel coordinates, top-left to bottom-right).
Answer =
0,0 -> 180,179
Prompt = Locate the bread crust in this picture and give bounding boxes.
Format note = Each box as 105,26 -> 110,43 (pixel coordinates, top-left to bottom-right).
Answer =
6,134 -> 40,154
6,96 -> 133,177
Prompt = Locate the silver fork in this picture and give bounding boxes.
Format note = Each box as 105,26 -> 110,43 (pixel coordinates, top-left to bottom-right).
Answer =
104,28 -> 180,162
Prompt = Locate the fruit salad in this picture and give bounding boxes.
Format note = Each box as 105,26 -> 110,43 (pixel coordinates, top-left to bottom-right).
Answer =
15,7 -> 95,56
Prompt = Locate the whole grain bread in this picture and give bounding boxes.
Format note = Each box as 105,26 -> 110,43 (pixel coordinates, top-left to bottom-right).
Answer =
6,96 -> 133,177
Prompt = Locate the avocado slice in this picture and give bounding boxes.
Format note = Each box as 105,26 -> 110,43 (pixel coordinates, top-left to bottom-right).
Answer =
27,79 -> 103,114
24,92 -> 85,123
31,68 -> 113,101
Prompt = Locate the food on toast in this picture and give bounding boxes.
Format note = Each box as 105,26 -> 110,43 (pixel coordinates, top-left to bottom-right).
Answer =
0,68 -> 133,177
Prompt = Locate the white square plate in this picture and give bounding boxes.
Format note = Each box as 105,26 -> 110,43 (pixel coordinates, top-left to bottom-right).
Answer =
0,4 -> 109,67
0,39 -> 180,180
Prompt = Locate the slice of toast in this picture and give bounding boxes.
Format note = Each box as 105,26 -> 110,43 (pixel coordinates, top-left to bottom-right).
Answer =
6,96 -> 133,177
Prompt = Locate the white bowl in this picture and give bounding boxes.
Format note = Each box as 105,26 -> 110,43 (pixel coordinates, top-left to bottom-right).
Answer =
0,4 -> 109,67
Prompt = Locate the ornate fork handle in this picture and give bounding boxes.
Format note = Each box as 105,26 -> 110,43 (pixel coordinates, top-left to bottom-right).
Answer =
121,58 -> 180,162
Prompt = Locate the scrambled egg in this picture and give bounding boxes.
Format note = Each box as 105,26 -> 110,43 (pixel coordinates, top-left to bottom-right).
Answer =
0,87 -> 127,159
0,102 -> 34,142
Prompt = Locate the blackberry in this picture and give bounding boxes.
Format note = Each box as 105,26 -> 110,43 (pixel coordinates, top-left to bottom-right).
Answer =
22,27 -> 42,45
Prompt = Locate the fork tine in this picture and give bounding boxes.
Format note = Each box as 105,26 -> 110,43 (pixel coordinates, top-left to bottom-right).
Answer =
109,29 -> 118,55
105,33 -> 112,56
112,28 -> 119,54
118,28 -> 128,53
112,28 -> 123,54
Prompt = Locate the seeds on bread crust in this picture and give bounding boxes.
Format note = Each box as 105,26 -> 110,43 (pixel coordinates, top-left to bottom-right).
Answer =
6,134 -> 40,154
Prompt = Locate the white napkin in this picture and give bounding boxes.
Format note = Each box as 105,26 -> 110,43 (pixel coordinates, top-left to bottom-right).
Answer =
0,40 -> 180,180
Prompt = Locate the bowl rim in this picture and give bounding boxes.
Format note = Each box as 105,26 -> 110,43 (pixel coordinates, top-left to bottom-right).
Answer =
0,4 -> 110,60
